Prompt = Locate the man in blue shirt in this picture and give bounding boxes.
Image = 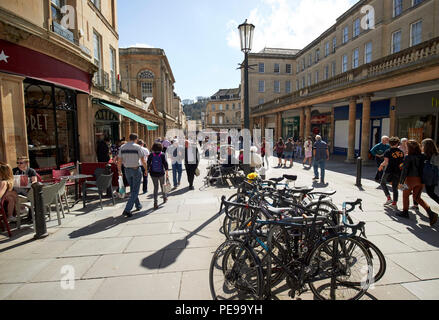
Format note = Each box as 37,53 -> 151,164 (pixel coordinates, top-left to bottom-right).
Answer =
312,135 -> 330,185
370,136 -> 390,182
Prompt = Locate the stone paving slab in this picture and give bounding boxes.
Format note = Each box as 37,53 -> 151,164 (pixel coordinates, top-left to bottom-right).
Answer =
402,279 -> 439,300
83,252 -> 162,279
31,256 -> 99,282
387,251 -> 439,280
91,273 -> 181,300
179,270 -> 211,300
158,247 -> 217,273
367,235 -> 418,255
366,284 -> 420,300
5,279 -> 104,300
118,222 -> 174,237
0,258 -> 53,283
59,237 -> 132,258
125,234 -> 187,253
375,259 -> 419,285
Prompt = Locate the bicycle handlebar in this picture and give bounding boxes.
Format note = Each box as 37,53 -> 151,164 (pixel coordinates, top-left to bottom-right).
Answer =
343,199 -> 363,213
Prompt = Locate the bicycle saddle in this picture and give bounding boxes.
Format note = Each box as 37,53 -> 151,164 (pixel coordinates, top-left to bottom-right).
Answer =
309,190 -> 336,196
289,186 -> 314,194
283,175 -> 298,181
270,177 -> 284,183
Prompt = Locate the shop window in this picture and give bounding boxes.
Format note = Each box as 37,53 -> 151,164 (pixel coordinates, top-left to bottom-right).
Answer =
25,80 -> 78,174
398,115 -> 436,143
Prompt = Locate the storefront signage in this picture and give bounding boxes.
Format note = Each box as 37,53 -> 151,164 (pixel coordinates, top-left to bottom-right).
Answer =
0,39 -> 91,93
311,115 -> 329,124
26,114 -> 49,131
95,109 -> 119,122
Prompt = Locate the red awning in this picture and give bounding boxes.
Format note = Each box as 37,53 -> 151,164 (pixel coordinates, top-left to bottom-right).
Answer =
0,39 -> 91,93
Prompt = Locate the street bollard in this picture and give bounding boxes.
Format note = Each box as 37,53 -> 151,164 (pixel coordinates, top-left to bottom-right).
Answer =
32,182 -> 48,239
356,157 -> 362,188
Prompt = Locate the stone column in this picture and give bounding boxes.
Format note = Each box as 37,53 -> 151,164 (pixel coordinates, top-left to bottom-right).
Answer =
305,106 -> 312,138
260,116 -> 266,138
347,97 -> 358,162
275,112 -> 282,139
300,107 -> 305,139
389,97 -> 397,137
133,121 -> 139,138
361,95 -> 372,161
124,118 -> 131,140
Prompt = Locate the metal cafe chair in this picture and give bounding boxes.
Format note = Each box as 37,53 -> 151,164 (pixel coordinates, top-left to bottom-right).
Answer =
82,173 -> 115,210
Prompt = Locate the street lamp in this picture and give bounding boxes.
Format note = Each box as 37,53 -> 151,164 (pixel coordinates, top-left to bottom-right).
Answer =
238,19 -> 255,130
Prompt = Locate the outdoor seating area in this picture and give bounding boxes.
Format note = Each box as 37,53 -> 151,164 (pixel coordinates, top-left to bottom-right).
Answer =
0,162 -> 121,239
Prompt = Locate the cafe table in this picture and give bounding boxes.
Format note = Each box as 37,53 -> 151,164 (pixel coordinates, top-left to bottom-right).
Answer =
60,174 -> 93,207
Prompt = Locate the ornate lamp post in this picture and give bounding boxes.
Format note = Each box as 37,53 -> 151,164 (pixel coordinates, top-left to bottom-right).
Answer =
238,19 -> 255,130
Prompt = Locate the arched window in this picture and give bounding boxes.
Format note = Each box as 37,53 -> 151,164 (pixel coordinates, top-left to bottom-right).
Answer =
138,70 -> 154,101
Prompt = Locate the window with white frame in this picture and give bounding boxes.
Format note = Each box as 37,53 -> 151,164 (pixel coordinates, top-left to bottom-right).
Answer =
274,63 -> 280,73
274,80 -> 280,93
219,115 -> 223,124
325,42 -> 330,57
410,20 -> 422,46
259,63 -> 265,73
343,26 -> 349,44
296,63 -> 300,73
141,82 -> 153,100
315,71 -> 319,84
285,81 -> 291,93
353,19 -> 360,38
308,53 -> 312,67
352,48 -> 359,68
392,30 -> 402,53
302,58 -> 306,70
332,37 -> 337,53
324,65 -> 329,80
331,61 -> 336,77
212,116 -> 216,124
315,49 -> 320,63
365,42 -> 373,63
393,0 -> 403,17
93,31 -> 102,84
219,104 -> 223,111
307,74 -> 311,86
258,80 -> 265,92
109,46 -> 117,92
342,54 -> 348,72
286,64 -> 292,74
212,104 -> 215,111
412,0 -> 424,7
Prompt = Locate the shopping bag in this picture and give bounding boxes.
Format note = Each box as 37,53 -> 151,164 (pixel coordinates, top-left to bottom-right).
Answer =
118,176 -> 126,198
164,177 -> 172,194
195,168 -> 200,177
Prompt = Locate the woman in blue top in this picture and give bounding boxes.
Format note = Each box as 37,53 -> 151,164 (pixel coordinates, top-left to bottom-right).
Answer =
370,136 -> 390,182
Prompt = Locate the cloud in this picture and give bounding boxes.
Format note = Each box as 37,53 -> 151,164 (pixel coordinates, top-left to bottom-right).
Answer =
121,43 -> 155,48
227,0 -> 358,52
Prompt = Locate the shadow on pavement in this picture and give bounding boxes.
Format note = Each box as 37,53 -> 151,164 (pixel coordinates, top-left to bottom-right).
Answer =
141,207 -> 224,270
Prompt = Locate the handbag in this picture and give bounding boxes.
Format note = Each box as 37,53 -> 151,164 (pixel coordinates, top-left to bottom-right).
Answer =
195,168 -> 200,177
118,176 -> 126,198
163,177 -> 172,194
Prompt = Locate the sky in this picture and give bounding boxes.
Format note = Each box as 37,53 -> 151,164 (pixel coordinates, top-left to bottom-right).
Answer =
118,0 -> 359,101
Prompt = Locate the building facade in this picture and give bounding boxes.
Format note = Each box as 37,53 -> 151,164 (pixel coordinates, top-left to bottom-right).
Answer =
0,0 -> 161,172
249,0 -> 439,161
119,47 -> 184,136
205,87 -> 242,132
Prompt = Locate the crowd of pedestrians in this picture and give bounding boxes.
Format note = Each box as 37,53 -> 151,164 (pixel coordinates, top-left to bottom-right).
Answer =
372,136 -> 439,227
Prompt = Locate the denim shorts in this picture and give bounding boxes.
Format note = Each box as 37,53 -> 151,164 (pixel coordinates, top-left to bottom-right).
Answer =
284,151 -> 294,159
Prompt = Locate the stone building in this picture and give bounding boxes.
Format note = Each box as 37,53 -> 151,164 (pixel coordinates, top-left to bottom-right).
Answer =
205,87 -> 242,132
248,0 -> 439,161
0,0 -> 161,171
119,47 -> 184,137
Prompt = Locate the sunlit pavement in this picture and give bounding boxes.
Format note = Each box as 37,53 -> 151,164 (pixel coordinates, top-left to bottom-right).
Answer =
0,155 -> 439,300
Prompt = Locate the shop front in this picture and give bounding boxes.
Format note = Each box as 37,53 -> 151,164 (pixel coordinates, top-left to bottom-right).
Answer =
0,39 -> 92,168
310,110 -> 331,143
282,117 -> 300,140
94,108 -> 121,144
25,79 -> 79,174
396,91 -> 439,143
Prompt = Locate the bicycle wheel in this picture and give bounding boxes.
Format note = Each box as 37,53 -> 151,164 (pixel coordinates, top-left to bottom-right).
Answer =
307,236 -> 373,300
209,240 -> 263,300
223,207 -> 254,240
354,237 -> 387,285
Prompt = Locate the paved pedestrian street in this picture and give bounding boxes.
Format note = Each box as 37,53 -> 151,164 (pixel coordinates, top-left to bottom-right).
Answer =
1,156 -> 439,300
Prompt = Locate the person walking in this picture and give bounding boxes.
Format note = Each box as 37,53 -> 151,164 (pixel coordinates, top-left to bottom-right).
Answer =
398,140 -> 438,226
284,138 -> 295,168
275,138 -> 285,168
162,137 -> 171,154
303,136 -> 313,168
296,138 -> 303,159
147,142 -> 169,209
97,136 -> 111,163
171,139 -> 184,188
421,138 -> 439,206
312,135 -> 330,185
371,136 -> 390,182
378,137 -> 404,210
117,133 -> 148,217
400,138 -> 409,156
184,140 -> 200,191
138,140 -> 150,194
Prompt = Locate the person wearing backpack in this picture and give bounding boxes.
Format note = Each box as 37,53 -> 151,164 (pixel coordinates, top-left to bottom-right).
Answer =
422,139 -> 439,206
378,137 -> 404,210
398,140 -> 438,226
147,142 -> 169,209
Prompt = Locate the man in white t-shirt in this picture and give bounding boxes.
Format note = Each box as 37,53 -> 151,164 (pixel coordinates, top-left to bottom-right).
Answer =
138,140 -> 150,194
